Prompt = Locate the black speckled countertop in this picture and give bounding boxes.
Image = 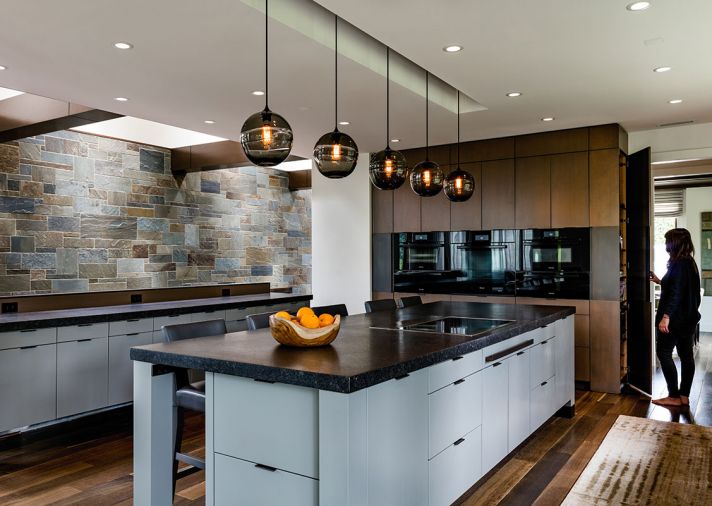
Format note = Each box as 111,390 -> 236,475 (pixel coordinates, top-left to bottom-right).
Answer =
130,301 -> 575,393
0,292 -> 312,331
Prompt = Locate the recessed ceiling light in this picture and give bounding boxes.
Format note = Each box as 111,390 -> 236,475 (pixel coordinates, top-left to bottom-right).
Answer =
653,66 -> 671,73
668,99 -> 683,104
506,92 -> 522,97
626,1 -> 651,11
114,97 -> 129,102
391,138 -> 400,143
338,121 -> 350,126
0,65 -> 6,71
114,42 -> 133,50
443,45 -> 463,53
251,90 -> 265,96
541,117 -> 555,122
204,120 -> 215,124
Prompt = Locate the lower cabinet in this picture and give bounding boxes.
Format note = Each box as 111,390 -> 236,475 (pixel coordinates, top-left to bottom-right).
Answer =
108,332 -> 153,405
0,344 -> 56,432
57,338 -> 108,418
214,453 -> 318,506
482,360 -> 509,473
429,426 -> 482,506
508,349 -> 531,451
531,378 -> 555,431
429,370 -> 482,458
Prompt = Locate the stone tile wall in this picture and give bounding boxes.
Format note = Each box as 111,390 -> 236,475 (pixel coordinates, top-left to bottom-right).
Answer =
0,131 -> 311,295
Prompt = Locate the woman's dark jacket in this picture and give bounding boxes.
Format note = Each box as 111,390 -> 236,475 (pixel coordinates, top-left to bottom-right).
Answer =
656,257 -> 702,335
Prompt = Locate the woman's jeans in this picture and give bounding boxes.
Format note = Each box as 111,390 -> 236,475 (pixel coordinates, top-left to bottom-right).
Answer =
656,329 -> 695,397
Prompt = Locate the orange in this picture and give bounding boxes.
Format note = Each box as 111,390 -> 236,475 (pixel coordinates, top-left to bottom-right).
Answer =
318,314 -> 335,327
296,307 -> 315,322
300,313 -> 320,329
274,311 -> 292,320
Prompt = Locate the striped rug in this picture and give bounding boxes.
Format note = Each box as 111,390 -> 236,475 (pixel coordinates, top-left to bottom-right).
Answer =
563,415 -> 712,505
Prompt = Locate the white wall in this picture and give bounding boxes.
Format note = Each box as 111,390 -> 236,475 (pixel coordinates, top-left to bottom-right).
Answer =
311,155 -> 372,315
677,186 -> 712,331
629,122 -> 712,163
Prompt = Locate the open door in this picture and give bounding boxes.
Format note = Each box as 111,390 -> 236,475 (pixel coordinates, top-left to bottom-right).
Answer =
626,148 -> 654,393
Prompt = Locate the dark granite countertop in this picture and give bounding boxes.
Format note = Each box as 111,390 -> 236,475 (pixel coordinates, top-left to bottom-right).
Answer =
130,301 -> 575,393
0,292 -> 312,331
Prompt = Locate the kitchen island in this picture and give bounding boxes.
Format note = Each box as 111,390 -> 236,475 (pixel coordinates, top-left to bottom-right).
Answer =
131,301 -> 575,506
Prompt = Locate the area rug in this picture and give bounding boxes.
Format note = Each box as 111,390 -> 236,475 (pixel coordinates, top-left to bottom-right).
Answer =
562,415 -> 712,505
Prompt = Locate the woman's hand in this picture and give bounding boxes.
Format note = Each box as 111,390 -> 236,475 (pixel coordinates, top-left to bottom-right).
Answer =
658,314 -> 670,333
650,271 -> 661,284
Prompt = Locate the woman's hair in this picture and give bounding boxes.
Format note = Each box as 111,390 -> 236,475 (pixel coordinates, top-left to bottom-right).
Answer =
665,228 -> 695,262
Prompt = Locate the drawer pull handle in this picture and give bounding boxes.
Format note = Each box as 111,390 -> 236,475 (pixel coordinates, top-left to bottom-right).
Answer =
395,373 -> 410,380
78,339 -> 92,343
452,356 -> 464,361
453,438 -> 466,446
127,319 -> 140,322
254,378 -> 276,384
454,378 -> 466,385
492,362 -> 502,368
516,351 -> 525,356
255,463 -> 278,472
78,323 -> 93,327
20,345 -> 38,350
485,339 -> 534,363
541,341 -> 548,345
541,381 -> 548,386
126,333 -> 139,336
20,329 -> 37,333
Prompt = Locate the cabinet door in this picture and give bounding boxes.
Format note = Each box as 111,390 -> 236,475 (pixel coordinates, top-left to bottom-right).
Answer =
515,156 -> 550,229
555,316 -> 575,408
482,360 -> 509,473
550,152 -> 589,227
429,426 -> 482,506
530,338 -> 556,387
57,338 -> 108,418
0,344 -> 56,432
393,180 -> 421,232
450,162 -> 482,231
372,185 -> 394,234
589,148 -> 620,227
508,350 -> 531,451
108,332 -> 153,405
429,370 -> 482,458
421,165 -> 451,232
590,300 -> 621,393
531,378 -> 554,431
482,159 -> 515,229
367,370 -> 428,506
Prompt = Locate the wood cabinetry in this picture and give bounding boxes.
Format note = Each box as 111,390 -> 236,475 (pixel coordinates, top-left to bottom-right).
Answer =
372,187 -> 394,234
590,300 -> 621,392
449,162 -> 482,231
515,156 -> 551,228
481,159 -> 515,229
550,152 -> 589,227
589,148 -> 620,227
421,165 -> 452,232
393,181 -> 421,232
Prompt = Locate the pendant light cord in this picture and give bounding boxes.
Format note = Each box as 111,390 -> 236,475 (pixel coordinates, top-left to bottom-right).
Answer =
425,72 -> 429,160
457,90 -> 460,167
334,16 -> 338,129
386,47 -> 390,147
265,0 -> 269,109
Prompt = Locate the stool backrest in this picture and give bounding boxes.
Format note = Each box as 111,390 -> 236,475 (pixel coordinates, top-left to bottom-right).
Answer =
397,295 -> 423,308
247,311 -> 273,330
364,298 -> 397,313
311,304 -> 349,317
162,319 -> 227,342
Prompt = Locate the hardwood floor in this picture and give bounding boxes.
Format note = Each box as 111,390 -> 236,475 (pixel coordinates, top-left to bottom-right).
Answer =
0,333 -> 709,505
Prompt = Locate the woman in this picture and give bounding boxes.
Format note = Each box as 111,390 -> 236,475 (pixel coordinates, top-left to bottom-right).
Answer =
650,228 -> 701,407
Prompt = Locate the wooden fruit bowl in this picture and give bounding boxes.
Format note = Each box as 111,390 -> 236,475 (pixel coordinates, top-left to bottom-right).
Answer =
269,314 -> 341,347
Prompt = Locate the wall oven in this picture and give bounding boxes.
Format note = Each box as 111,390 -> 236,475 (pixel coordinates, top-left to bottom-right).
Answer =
519,228 -> 590,299
448,230 -> 518,295
393,232 -> 453,293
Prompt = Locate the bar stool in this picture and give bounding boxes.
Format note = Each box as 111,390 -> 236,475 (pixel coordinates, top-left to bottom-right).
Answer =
162,319 -> 227,498
246,311 -> 273,330
311,303 -> 349,317
397,295 -> 422,308
364,298 -> 397,313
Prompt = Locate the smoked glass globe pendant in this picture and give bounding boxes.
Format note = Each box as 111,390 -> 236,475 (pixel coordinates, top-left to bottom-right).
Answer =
370,48 -> 407,190
240,0 -> 293,167
410,72 -> 444,197
444,90 -> 475,202
313,16 -> 359,178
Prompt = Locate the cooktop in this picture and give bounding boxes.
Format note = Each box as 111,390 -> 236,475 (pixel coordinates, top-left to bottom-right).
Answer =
375,317 -> 514,337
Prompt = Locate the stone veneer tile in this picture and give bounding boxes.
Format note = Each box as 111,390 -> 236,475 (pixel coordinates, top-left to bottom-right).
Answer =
51,279 -> 88,293
56,248 -> 78,275
139,148 -> 165,173
0,196 -> 35,214
21,253 -> 56,269
117,258 -> 144,273
48,216 -> 81,232
79,248 -> 108,263
78,263 -> 117,279
81,216 -> 137,239
11,236 -> 34,253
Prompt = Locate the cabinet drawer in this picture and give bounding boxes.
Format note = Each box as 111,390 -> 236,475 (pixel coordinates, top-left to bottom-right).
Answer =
530,377 -> 555,431
0,327 -> 56,351
189,310 -> 226,323
153,313 -> 191,330
57,322 -> 109,343
57,337 -> 108,418
482,329 -> 539,365
225,307 -> 250,321
214,374 -> 318,479
109,318 -> 153,336
428,350 -> 483,394
530,336 -> 556,387
0,344 -> 57,432
540,322 -> 556,341
429,370 -> 482,458
429,426 -> 481,506
215,453 -> 317,506
226,319 -> 248,333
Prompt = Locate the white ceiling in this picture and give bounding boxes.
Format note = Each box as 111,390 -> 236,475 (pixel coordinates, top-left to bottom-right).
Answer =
1,0 -> 711,157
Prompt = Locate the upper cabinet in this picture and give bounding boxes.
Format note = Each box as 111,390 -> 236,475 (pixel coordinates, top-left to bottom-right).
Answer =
550,152 -> 589,228
450,163 -> 482,231
515,156 -> 550,229
421,169 -> 452,233
393,176 -> 422,232
589,148 -> 620,227
372,187 -> 394,234
481,159 -> 514,230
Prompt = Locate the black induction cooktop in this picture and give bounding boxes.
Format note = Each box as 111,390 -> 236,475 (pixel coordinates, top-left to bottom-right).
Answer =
375,317 -> 514,337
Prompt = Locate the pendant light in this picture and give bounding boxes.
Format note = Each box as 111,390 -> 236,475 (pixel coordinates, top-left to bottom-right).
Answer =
369,48 -> 407,190
444,90 -> 475,202
410,71 -> 444,196
313,16 -> 358,178
240,0 -> 293,167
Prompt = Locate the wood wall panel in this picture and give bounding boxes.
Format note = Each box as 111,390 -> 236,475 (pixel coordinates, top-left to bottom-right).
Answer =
449,162 -> 482,231
550,152 -> 589,227
574,314 -> 590,347
589,148 -> 620,227
575,346 -> 591,382
393,181 -> 421,232
458,137 -> 515,162
372,187 -> 394,234
515,156 -> 550,229
589,124 -> 622,151
589,299 -> 621,393
481,159 -> 515,229
515,128 -> 589,157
